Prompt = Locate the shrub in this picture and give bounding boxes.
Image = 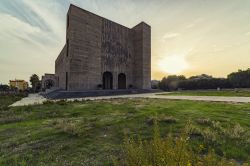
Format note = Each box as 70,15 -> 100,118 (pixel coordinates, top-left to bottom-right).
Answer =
228,123 -> 246,139
56,100 -> 67,105
0,93 -> 27,110
53,119 -> 83,136
0,115 -> 23,124
196,118 -> 211,125
115,123 -> 237,166
160,116 -> 177,123
146,115 -> 177,126
189,125 -> 203,137
223,123 -> 250,146
42,100 -> 54,105
201,128 -> 217,143
145,117 -> 155,126
0,106 -> 9,112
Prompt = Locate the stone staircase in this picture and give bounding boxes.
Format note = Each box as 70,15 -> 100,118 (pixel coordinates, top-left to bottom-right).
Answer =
42,89 -> 162,100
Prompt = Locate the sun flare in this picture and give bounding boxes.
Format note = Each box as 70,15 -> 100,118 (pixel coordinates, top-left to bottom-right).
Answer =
158,54 -> 189,74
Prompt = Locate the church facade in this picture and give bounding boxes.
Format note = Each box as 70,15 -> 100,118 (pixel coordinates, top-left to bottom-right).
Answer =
43,4 -> 151,91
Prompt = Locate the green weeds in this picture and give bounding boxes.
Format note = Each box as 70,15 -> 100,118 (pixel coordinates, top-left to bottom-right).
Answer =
117,122 -> 242,166
0,98 -> 249,165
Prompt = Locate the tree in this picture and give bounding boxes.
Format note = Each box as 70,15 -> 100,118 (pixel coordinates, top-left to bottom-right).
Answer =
0,84 -> 9,91
178,78 -> 232,90
30,74 -> 40,93
159,75 -> 186,91
159,68 -> 250,91
228,69 -> 250,88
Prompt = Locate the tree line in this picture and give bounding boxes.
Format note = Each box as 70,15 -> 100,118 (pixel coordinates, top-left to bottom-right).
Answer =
158,69 -> 250,91
1,69 -> 250,92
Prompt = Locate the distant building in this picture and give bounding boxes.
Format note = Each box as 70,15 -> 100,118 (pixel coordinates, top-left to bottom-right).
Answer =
9,79 -> 28,91
41,74 -> 58,90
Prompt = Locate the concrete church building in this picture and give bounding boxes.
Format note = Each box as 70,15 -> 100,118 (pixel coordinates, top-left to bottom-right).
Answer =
42,4 -> 151,92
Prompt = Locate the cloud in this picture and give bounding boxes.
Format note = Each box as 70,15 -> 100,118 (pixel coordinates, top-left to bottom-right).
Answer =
0,13 -> 60,50
163,32 -> 181,39
0,0 -> 51,31
0,0 -> 68,84
186,23 -> 195,29
0,13 -> 40,42
21,0 -> 67,40
185,18 -> 204,29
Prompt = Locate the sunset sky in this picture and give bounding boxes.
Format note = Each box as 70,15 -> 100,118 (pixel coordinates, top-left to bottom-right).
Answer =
0,0 -> 250,84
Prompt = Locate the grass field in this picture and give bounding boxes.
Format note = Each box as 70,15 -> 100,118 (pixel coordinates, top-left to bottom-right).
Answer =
0,95 -> 249,165
161,89 -> 250,97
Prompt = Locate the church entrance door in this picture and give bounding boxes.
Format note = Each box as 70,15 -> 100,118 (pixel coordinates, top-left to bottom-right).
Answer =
103,72 -> 113,89
118,73 -> 126,89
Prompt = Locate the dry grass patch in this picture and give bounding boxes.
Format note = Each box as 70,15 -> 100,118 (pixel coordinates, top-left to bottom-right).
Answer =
146,115 -> 178,126
52,118 -> 83,137
196,118 -> 212,125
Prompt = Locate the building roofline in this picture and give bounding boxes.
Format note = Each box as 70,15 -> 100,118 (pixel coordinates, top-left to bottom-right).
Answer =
69,4 -> 150,30
132,21 -> 151,29
44,73 -> 56,75
9,80 -> 27,82
55,44 -> 66,63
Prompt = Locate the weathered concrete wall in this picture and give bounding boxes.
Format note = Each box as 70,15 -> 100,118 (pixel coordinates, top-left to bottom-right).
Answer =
101,19 -> 134,89
67,5 -> 102,90
54,4 -> 151,91
132,22 -> 151,89
55,45 -> 68,89
140,23 -> 151,89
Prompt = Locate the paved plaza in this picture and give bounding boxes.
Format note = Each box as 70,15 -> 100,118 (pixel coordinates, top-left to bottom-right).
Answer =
10,93 -> 250,107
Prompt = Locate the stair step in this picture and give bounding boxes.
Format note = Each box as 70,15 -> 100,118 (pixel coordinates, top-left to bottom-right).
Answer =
42,89 -> 161,100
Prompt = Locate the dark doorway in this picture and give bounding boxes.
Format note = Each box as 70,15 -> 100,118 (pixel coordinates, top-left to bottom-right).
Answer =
103,72 -> 113,89
118,73 -> 126,89
66,72 -> 68,90
44,79 -> 54,89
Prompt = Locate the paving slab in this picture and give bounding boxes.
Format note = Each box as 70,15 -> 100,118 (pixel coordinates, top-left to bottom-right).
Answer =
10,93 -> 250,107
10,94 -> 47,107
147,95 -> 250,103
69,93 -> 250,103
